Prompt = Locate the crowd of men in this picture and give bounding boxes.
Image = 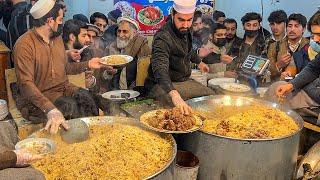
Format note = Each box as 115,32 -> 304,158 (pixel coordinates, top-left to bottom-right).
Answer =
0,0 -> 320,178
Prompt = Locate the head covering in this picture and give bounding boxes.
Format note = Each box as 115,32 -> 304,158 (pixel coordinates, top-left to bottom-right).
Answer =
73,14 -> 89,23
87,23 -> 103,37
173,0 -> 196,14
30,0 -> 55,19
117,16 -> 139,30
108,9 -> 122,23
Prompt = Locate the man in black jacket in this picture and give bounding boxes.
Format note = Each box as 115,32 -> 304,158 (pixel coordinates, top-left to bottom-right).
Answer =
275,11 -> 320,110
145,0 -> 214,115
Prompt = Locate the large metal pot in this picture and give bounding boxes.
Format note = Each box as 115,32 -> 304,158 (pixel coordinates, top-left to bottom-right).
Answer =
180,95 -> 304,180
31,116 -> 177,180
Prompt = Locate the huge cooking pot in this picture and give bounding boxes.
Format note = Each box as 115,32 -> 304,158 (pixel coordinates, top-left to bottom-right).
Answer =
180,95 -> 304,180
30,116 -> 177,180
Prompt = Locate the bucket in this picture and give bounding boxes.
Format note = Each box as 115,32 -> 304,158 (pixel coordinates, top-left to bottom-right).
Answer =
174,150 -> 199,180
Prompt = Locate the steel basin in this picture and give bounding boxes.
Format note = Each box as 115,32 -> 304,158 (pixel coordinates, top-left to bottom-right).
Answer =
179,95 -> 304,180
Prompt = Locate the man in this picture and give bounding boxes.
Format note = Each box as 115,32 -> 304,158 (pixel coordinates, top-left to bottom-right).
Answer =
0,121 -> 44,179
107,9 -> 122,26
63,19 -> 90,61
224,18 -> 242,56
145,0 -> 214,115
233,12 -> 268,71
5,0 -> 31,50
268,11 -> 320,111
73,13 -> 89,23
87,23 -> 102,46
105,17 -> 150,91
202,23 -> 236,78
268,13 -> 309,80
13,0 -> 110,134
192,10 -> 206,48
104,9 -> 122,48
268,10 -> 287,43
90,12 -> 108,34
212,10 -> 225,24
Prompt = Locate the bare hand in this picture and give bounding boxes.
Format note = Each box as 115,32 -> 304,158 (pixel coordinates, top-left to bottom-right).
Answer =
198,47 -> 211,58
198,62 -> 209,73
277,54 -> 291,69
169,90 -> 193,115
66,49 -> 81,62
45,108 -> 69,134
224,71 -> 237,78
276,83 -> 294,98
220,54 -> 233,64
14,149 -> 42,166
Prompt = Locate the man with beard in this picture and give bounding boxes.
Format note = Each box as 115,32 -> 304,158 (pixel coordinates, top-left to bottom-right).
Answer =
145,0 -> 214,115
62,19 -> 108,90
233,12 -> 268,71
202,23 -> 236,78
63,19 -> 91,62
268,13 -> 309,80
192,10 -> 205,48
224,18 -> 243,57
105,17 -> 150,90
13,0 -> 110,134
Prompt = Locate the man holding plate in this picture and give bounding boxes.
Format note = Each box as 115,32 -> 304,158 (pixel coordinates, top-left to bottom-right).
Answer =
145,0 -> 215,115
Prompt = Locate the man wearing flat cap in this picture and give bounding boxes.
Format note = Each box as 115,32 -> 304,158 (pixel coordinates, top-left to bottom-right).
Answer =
13,0 -> 112,134
145,0 -> 214,114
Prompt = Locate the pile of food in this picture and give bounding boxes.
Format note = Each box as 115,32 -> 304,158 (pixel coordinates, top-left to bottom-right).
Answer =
102,55 -> 127,65
32,124 -> 173,179
144,108 -> 196,131
19,141 -> 51,155
199,104 -> 299,139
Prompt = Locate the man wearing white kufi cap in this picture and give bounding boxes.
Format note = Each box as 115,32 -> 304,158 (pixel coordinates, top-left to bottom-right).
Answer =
145,0 -> 215,115
13,0 -> 112,135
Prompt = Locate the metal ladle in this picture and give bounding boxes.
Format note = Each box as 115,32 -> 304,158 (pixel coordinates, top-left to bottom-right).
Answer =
59,119 -> 89,144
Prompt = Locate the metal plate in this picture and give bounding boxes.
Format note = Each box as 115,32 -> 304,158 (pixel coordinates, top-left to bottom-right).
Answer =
31,116 -> 176,180
219,82 -> 251,93
100,55 -> 133,67
140,109 -> 203,134
208,78 -> 235,87
101,90 -> 140,101
186,95 -> 304,141
15,138 -> 56,156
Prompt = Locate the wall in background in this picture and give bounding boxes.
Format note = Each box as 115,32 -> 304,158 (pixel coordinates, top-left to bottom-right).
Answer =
64,0 -> 319,36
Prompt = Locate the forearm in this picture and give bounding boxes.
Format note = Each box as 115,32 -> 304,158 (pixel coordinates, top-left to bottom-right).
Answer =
65,61 -> 89,75
291,58 -> 320,89
19,81 -> 55,113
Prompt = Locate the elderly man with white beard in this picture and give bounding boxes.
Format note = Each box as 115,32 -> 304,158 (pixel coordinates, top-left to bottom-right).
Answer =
104,17 -> 151,90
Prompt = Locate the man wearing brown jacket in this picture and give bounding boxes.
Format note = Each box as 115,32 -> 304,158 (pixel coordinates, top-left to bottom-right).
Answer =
13,0 -> 108,134
268,13 -> 309,80
104,17 -> 151,91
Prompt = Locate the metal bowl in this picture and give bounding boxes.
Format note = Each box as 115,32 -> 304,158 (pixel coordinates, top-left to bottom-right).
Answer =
31,116 -> 177,180
187,95 -> 304,141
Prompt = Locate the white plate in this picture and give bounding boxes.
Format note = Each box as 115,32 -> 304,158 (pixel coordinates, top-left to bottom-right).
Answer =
101,90 -> 140,101
219,82 -> 251,93
100,55 -> 133,67
208,78 -> 235,87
